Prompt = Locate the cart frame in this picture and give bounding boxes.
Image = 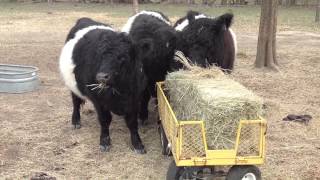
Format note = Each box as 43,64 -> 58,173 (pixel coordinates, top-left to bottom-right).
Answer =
156,82 -> 267,168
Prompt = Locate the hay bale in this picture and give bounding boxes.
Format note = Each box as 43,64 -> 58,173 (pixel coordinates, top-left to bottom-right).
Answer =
165,66 -> 264,150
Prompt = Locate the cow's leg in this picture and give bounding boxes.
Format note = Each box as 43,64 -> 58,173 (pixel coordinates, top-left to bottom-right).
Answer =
139,89 -> 151,125
125,112 -> 146,154
71,92 -> 84,129
94,104 -> 112,152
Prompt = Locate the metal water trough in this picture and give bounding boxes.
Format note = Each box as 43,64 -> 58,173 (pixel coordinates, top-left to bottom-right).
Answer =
0,64 -> 39,93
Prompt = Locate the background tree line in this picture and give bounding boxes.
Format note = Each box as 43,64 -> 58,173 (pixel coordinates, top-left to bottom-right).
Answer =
13,0 -> 320,6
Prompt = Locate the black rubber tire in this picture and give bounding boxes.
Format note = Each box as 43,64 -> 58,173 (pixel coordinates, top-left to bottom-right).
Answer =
158,123 -> 170,155
166,160 -> 185,180
226,165 -> 261,180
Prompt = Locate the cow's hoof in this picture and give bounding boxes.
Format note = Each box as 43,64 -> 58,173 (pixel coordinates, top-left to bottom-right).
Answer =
73,123 -> 81,129
131,145 -> 146,154
99,145 -> 111,152
133,148 -> 146,154
138,118 -> 148,126
100,136 -> 111,152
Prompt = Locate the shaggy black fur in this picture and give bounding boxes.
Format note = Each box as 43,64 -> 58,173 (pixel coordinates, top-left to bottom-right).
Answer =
126,12 -> 177,124
173,10 -> 200,28
66,17 -> 110,41
172,11 -> 235,73
62,18 -> 152,154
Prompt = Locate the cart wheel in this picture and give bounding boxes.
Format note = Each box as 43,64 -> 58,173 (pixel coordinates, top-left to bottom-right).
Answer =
158,123 -> 171,155
166,160 -> 184,180
226,165 -> 261,180
167,160 -> 195,180
167,161 -> 204,180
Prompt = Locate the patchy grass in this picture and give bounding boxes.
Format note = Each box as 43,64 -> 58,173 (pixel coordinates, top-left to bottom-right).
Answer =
0,2 -> 319,32
0,2 -> 319,179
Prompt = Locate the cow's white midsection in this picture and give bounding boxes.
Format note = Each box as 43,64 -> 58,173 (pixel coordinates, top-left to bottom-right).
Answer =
175,19 -> 189,31
59,25 -> 114,99
175,14 -> 206,31
121,10 -> 171,33
229,28 -> 237,55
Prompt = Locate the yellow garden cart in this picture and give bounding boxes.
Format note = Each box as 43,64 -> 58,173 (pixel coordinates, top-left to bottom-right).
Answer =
156,82 -> 267,180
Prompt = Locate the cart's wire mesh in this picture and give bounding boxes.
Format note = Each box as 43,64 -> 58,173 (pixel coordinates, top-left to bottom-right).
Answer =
157,83 -> 265,161
237,123 -> 261,156
180,123 -> 206,159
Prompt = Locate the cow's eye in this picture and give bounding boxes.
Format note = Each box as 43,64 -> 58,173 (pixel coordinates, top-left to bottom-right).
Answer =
119,58 -> 127,69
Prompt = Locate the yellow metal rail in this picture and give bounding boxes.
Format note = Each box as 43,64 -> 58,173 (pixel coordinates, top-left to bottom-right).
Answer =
156,82 -> 267,167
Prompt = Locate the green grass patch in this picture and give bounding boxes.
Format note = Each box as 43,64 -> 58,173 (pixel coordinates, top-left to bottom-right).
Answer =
0,2 -> 319,32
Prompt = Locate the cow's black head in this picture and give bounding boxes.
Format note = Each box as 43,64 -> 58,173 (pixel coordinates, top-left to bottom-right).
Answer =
181,12 -> 235,72
155,26 -> 177,62
95,32 -> 152,92
138,25 -> 177,83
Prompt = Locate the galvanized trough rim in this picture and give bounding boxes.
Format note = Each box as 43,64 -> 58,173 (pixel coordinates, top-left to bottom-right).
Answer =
0,63 -> 40,93
0,63 -> 39,75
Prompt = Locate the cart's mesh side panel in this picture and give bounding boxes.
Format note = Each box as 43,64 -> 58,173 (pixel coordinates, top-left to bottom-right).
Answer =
157,85 -> 177,157
180,124 -> 206,159
237,123 -> 261,156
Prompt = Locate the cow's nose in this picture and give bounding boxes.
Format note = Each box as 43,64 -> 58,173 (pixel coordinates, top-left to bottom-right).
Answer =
96,73 -> 110,83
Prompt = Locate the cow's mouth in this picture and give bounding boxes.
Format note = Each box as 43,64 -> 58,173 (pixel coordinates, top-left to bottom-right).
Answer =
87,83 -> 109,93
87,83 -> 120,95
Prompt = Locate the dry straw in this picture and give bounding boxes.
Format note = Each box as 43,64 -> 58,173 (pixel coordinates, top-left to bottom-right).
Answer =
165,52 -> 264,149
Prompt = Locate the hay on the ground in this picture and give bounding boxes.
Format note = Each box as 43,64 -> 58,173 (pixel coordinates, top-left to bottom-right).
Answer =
165,62 -> 263,150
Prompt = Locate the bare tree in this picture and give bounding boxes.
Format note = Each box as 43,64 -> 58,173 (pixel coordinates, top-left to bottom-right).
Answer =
286,0 -> 296,6
316,0 -> 320,22
221,0 -> 228,5
235,0 -> 246,5
255,0 -> 262,5
133,0 -> 139,14
202,0 -> 208,5
255,0 -> 278,69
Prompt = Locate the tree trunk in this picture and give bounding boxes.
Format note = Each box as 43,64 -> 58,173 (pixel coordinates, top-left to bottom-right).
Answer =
286,0 -> 295,6
132,0 -> 139,14
255,0 -> 278,69
239,0 -> 245,5
316,0 -> 320,22
221,0 -> 227,5
202,0 -> 208,5
255,0 -> 261,5
188,0 -> 195,4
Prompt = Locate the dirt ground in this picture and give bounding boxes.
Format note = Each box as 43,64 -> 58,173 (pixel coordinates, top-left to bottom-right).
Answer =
0,3 -> 319,180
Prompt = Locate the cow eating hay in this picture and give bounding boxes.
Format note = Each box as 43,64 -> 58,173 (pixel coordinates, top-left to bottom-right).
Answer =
172,11 -> 237,73
59,18 -> 151,154
122,11 -> 177,125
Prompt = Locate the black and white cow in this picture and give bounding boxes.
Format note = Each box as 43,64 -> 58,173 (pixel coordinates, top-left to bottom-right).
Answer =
172,11 -> 237,73
59,18 -> 152,154
122,11 -> 177,125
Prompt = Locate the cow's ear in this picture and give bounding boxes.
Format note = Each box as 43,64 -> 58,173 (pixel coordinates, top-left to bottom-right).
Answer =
215,13 -> 233,29
134,38 -> 154,59
119,32 -> 132,44
212,13 -> 233,34
187,11 -> 198,23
